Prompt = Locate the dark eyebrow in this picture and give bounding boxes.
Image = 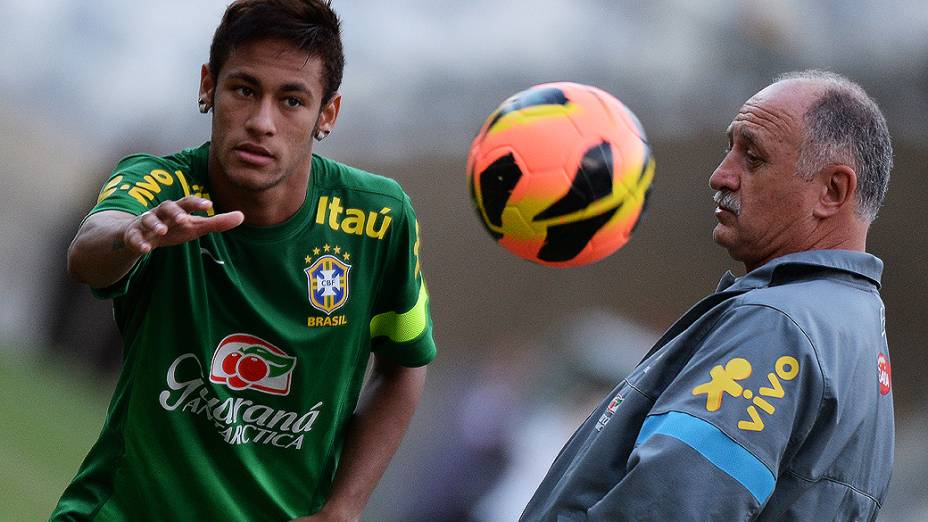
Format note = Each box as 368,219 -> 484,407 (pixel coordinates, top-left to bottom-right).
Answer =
224,72 -> 312,98
738,127 -> 761,148
279,82 -> 312,95
226,71 -> 260,86
726,125 -> 763,151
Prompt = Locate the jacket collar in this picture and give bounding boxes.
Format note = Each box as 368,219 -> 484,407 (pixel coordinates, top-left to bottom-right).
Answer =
716,250 -> 883,292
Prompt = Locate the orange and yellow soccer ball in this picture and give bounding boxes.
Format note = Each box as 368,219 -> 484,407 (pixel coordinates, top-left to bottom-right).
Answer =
467,82 -> 655,267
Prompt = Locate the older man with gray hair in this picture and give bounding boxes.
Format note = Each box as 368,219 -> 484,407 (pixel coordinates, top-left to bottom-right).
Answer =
521,70 -> 894,521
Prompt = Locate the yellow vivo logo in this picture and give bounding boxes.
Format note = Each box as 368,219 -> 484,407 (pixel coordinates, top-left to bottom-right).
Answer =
692,355 -> 800,432
97,168 -> 214,215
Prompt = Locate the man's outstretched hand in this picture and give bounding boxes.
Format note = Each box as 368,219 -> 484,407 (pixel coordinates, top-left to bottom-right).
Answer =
68,196 -> 245,288
122,196 -> 244,254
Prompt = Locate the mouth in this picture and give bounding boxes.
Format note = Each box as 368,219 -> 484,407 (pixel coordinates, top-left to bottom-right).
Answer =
714,207 -> 735,221
233,143 -> 276,167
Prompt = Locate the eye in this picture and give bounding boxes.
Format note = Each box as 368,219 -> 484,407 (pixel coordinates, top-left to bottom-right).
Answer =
234,86 -> 255,97
745,149 -> 764,168
284,97 -> 304,108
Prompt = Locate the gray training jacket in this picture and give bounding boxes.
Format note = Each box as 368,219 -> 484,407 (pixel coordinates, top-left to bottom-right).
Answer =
521,250 -> 894,522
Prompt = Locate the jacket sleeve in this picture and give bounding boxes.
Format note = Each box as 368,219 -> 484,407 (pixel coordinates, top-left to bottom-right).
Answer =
587,304 -> 825,521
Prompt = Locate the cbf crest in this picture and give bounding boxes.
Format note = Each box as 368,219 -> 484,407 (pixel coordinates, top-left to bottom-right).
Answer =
305,253 -> 351,315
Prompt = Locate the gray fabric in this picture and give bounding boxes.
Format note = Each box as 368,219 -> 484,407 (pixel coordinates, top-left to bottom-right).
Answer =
522,250 -> 893,522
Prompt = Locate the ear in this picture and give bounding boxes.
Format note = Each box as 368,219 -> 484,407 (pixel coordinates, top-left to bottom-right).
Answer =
199,64 -> 215,108
314,93 -> 342,135
812,164 -> 857,219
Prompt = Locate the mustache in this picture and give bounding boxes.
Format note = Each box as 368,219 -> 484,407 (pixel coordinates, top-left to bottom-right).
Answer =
714,191 -> 741,216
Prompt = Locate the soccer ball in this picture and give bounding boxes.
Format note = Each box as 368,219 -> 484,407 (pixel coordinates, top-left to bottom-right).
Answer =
466,82 -> 654,267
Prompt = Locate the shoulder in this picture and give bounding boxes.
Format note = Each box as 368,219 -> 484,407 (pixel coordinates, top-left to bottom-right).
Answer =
733,274 -> 882,346
107,144 -> 210,201
725,276 -> 885,384
114,143 -> 208,178
311,154 -> 410,206
698,302 -> 818,367
92,144 -> 209,214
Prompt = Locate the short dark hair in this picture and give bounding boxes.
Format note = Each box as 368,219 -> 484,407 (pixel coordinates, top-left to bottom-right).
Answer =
776,70 -> 892,222
209,0 -> 344,104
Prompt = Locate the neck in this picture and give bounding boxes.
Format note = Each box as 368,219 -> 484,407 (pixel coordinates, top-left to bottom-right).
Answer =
207,157 -> 312,227
808,215 -> 870,253
216,184 -> 309,226
742,218 -> 869,273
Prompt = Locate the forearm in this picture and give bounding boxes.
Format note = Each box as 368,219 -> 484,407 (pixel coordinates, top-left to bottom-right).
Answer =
67,210 -> 142,288
316,358 -> 427,522
68,198 -> 242,289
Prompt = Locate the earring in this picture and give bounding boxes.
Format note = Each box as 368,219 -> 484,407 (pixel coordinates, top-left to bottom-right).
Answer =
198,98 -> 210,114
314,129 -> 330,141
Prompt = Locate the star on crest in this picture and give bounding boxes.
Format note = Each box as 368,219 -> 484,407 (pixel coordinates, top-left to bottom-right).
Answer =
306,244 -> 352,266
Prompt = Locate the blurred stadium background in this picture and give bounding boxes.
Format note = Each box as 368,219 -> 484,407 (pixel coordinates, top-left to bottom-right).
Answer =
2,0 -> 926,519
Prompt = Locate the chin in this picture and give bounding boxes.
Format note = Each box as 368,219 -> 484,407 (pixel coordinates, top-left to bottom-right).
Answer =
712,230 -> 745,260
711,225 -> 731,247
226,168 -> 285,192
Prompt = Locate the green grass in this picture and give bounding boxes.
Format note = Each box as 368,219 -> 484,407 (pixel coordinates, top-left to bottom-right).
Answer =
0,357 -> 114,520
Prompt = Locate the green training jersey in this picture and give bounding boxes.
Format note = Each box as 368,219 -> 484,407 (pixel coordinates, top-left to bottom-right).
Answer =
52,143 -> 436,521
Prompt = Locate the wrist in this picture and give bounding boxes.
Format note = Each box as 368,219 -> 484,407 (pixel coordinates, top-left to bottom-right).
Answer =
317,502 -> 361,522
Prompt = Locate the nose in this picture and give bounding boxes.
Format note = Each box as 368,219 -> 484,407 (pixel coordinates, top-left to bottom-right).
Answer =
245,97 -> 277,137
709,154 -> 740,192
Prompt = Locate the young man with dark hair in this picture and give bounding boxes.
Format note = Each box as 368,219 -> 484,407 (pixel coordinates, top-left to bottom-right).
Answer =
52,1 -> 435,520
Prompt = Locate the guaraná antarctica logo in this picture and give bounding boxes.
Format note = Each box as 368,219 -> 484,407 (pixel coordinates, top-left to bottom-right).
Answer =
209,333 -> 297,395
161,337 -> 321,451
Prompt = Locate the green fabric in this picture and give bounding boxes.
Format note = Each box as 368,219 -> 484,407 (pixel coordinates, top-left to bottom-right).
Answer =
52,143 -> 436,521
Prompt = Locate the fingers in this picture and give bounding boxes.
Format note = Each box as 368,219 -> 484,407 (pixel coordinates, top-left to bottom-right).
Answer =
191,211 -> 245,235
124,213 -> 159,254
174,196 -> 215,214
124,198 -> 204,253
211,211 -> 245,232
139,210 -> 167,236
153,197 -> 212,227
124,198 -> 244,252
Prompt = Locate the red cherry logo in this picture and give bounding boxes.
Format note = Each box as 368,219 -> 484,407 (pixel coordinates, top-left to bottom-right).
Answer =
222,352 -> 243,375
227,375 -> 249,389
237,355 -> 270,383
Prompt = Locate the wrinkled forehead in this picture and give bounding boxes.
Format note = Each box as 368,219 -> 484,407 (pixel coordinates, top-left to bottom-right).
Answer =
729,79 -> 818,144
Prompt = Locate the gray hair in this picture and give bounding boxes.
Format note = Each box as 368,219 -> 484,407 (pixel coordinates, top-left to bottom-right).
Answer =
775,70 -> 892,222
